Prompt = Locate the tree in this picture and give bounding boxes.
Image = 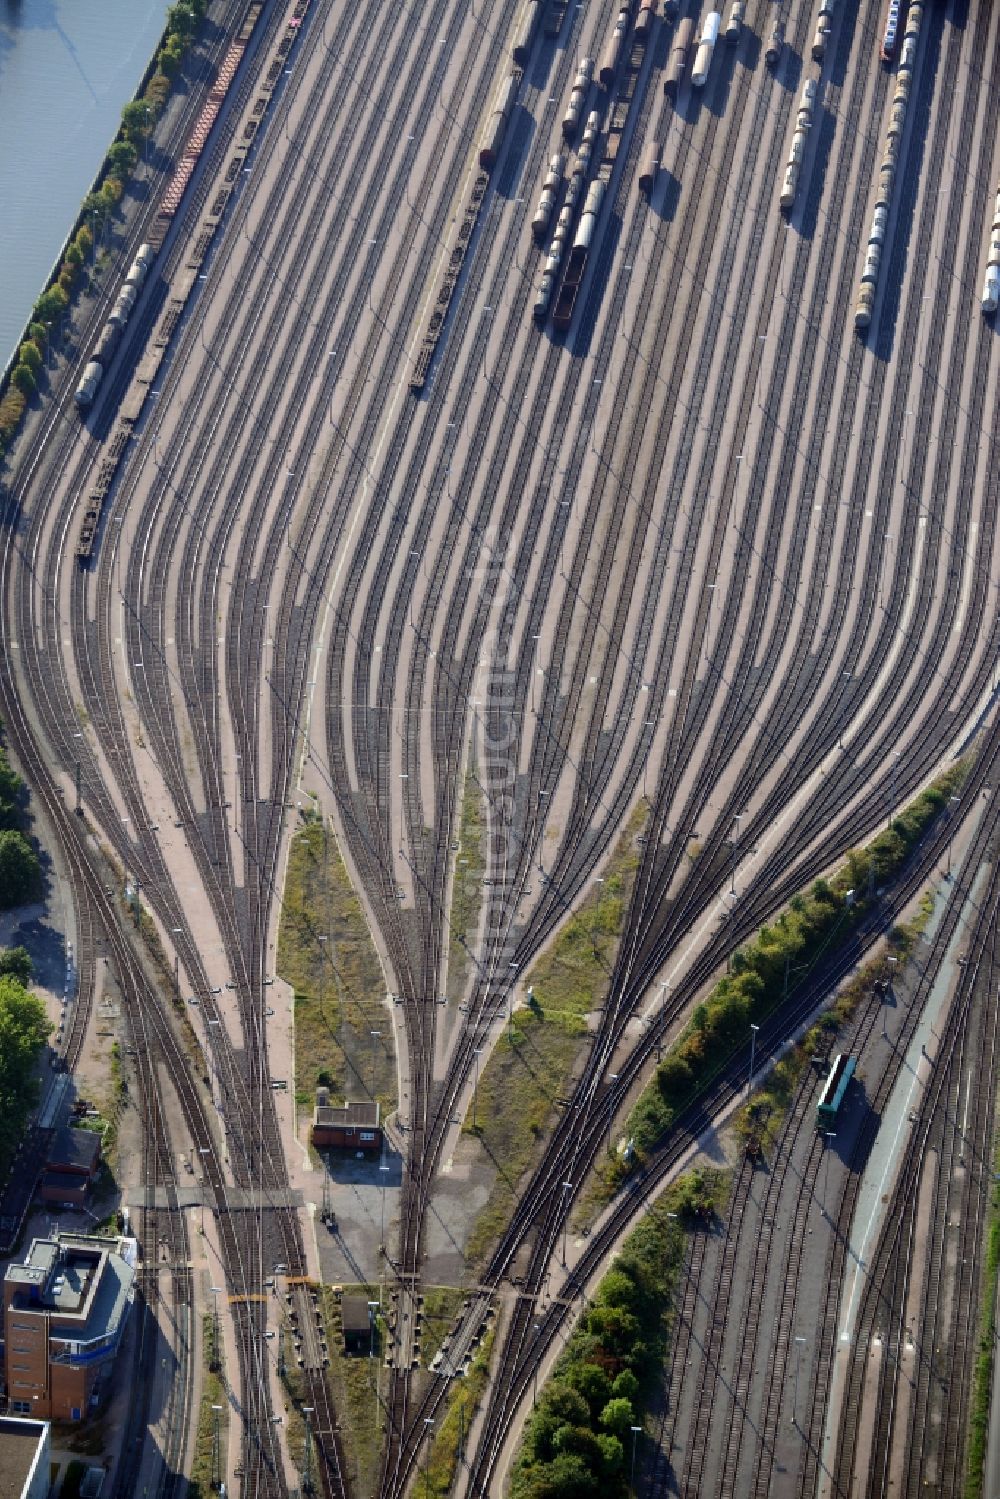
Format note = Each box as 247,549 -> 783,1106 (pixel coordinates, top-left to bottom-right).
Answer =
0,746 -> 22,827
18,344 -> 41,375
11,365 -> 36,398
610,1369 -> 639,1403
107,139 -> 138,177
565,1361 -> 611,1419
0,948 -> 32,985
595,1433 -> 624,1474
101,177 -> 123,206
34,285 -> 69,325
0,831 -> 41,908
82,192 -> 109,224
28,322 -> 48,349
598,1397 -> 635,1440
540,1383 -> 591,1429
166,2 -> 198,39
121,99 -> 152,139
146,74 -> 170,111
0,978 -> 51,1174
523,1453 -> 600,1498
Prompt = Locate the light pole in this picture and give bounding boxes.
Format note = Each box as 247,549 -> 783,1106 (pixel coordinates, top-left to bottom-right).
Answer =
630,1424 -> 642,1490
423,1417 -> 434,1496
380,1161 -> 390,1250
748,1023 -> 760,1098
607,1074 -> 619,1152
792,1336 -> 806,1427
211,1403 -> 223,1491
532,1321 -> 542,1406
370,1029 -> 381,1096
946,794 -> 960,875
199,1147 -> 210,1232
823,1133 -> 836,1215
472,1047 -> 483,1131
302,1406 -> 314,1493
561,1180 -> 573,1264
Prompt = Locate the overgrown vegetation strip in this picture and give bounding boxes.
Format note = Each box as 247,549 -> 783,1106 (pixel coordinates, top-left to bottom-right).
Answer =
278,811 -> 394,1115
424,1326 -> 497,1498
511,1172 -> 726,1498
965,1116 -> 1000,1498
461,806 -> 647,1267
188,1312 -> 228,1497
619,765 -> 967,1175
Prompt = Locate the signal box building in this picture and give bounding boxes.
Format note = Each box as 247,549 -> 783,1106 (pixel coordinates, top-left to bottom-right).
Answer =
341,1296 -> 374,1355
39,1128 -> 101,1209
311,1092 -> 381,1154
2,1233 -> 136,1421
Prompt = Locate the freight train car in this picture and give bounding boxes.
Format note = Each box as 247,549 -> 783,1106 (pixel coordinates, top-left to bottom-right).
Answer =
74,243 -> 155,409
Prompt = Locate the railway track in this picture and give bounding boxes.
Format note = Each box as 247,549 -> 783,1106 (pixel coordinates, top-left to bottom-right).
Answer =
0,0 -> 997,1493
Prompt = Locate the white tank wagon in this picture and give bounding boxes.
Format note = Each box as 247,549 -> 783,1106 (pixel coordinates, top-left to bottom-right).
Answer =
779,77 -> 819,211
563,56 -> 595,138
691,11 -> 721,86
811,0 -> 837,61
74,360 -> 103,409
725,1 -> 744,43
984,187 -> 1000,315
74,240 -> 157,411
855,0 -> 923,334
570,178 -> 606,265
532,154 -> 566,240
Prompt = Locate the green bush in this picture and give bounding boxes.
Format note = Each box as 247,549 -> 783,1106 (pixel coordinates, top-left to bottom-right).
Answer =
0,976 -> 51,1176
0,948 -> 32,985
0,830 -> 41,908
33,285 -> 68,325
107,139 -> 138,178
11,365 -> 36,398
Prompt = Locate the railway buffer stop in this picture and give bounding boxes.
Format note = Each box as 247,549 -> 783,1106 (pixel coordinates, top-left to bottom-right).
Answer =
310,1090 -> 382,1154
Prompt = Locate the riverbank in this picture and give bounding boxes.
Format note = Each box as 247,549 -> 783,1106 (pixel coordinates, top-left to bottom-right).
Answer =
0,0 -> 172,370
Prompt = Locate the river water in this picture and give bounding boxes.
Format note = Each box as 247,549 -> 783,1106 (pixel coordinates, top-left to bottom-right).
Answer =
0,0 -> 169,368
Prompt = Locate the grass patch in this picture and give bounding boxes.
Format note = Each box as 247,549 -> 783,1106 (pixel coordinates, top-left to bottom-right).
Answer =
461,806 -> 648,1268
511,1169 -> 726,1499
318,1283 -> 385,1496
618,764 -> 968,1178
423,1325 -> 497,1497
965,1114 -> 1000,1496
420,1286 -> 467,1367
278,811 -> 394,1114
447,772 -> 488,1001
188,1314 -> 228,1497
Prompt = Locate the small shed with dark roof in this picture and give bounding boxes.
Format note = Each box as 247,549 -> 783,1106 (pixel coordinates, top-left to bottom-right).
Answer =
48,1128 -> 100,1178
341,1295 -> 373,1355
311,1100 -> 381,1153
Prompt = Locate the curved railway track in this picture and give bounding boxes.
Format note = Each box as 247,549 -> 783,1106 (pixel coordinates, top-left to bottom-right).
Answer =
0,0 -> 998,1493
